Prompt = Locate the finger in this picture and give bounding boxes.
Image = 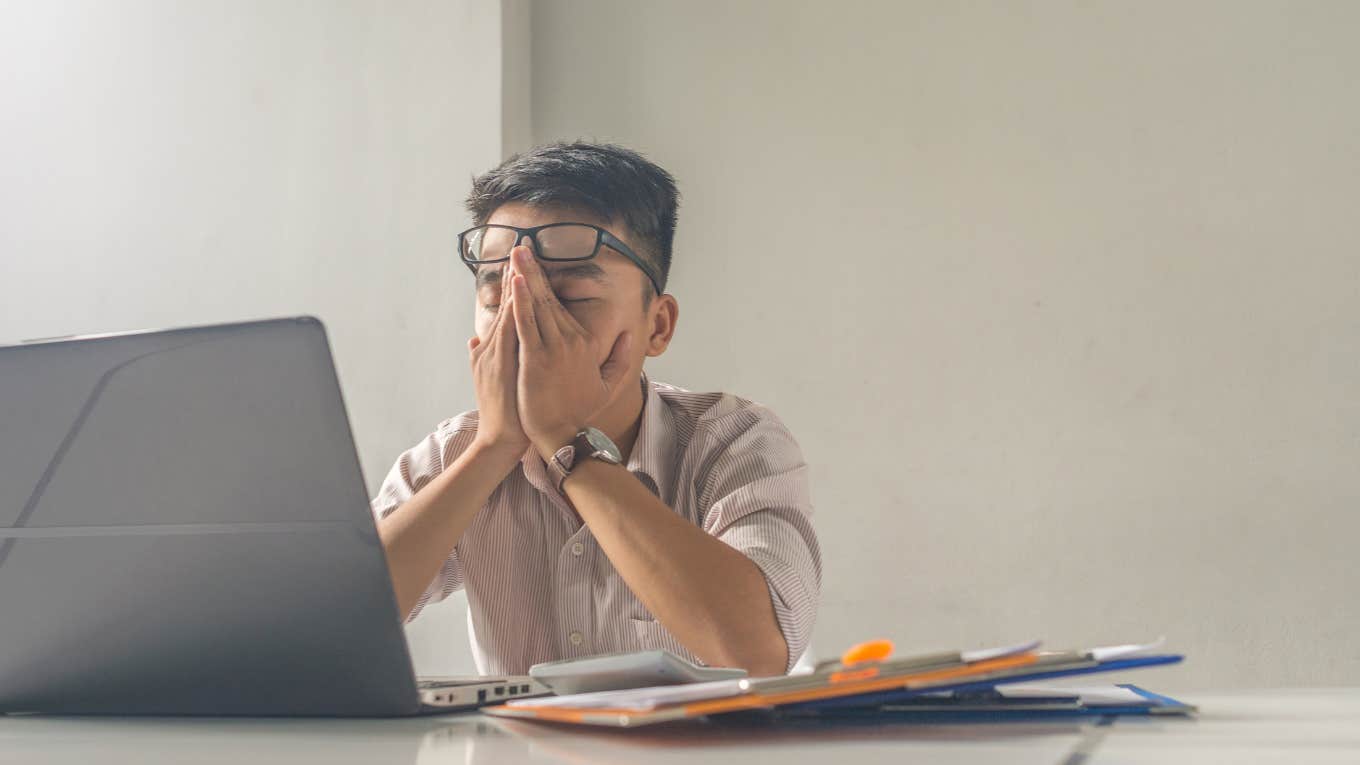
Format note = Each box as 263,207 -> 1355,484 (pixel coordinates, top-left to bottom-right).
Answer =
480,296 -> 507,354
468,335 -> 480,356
550,285 -> 589,337
496,284 -> 518,349
493,261 -> 523,333
511,247 -> 565,345
487,296 -> 517,367
481,261 -> 516,338
500,314 -> 518,367
598,330 -> 633,393
511,274 -> 542,350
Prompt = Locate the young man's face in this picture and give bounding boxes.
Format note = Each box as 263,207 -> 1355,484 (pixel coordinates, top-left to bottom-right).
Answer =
472,201 -> 673,378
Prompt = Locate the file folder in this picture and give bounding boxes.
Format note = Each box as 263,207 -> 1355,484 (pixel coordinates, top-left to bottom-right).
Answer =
483,638 -> 1185,728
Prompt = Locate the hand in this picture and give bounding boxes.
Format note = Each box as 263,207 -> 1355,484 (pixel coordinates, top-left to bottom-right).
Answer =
507,246 -> 633,460
467,258 -> 530,456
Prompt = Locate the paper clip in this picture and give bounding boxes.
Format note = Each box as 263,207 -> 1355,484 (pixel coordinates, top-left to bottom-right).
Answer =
829,638 -> 894,683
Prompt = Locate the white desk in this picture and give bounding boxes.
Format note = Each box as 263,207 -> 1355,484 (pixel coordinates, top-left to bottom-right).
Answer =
1,689 -> 1356,764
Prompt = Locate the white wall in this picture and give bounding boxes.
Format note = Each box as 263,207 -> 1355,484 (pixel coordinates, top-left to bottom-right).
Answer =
530,0 -> 1360,690
0,0 -> 502,675
6,0 -> 1356,691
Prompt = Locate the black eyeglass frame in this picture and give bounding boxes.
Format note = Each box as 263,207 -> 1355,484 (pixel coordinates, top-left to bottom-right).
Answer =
458,222 -> 663,297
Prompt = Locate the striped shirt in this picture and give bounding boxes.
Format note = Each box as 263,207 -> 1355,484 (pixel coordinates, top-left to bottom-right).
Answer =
369,371 -> 821,675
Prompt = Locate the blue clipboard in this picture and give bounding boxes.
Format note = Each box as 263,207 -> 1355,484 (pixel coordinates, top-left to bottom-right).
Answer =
770,685 -> 1195,722
779,654 -> 1184,712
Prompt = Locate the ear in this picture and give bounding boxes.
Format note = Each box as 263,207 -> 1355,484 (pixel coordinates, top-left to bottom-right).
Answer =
645,294 -> 679,358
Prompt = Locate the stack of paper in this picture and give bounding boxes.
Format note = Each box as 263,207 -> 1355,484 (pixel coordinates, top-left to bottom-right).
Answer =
482,637 -> 1192,728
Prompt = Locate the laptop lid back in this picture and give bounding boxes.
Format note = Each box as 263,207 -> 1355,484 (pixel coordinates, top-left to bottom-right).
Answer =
0,316 -> 420,715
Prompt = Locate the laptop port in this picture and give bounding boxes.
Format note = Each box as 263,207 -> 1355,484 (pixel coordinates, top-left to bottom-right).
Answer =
520,684 -> 530,693
494,687 -> 504,696
477,689 -> 487,702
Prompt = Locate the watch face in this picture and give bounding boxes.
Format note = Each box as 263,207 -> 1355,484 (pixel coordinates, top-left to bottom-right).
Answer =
584,427 -> 623,463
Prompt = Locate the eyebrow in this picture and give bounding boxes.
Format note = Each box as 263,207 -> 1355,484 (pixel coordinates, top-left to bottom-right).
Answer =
475,261 -> 610,291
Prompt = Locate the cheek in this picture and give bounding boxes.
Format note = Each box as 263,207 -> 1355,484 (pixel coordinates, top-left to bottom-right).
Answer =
574,308 -> 641,361
474,310 -> 495,341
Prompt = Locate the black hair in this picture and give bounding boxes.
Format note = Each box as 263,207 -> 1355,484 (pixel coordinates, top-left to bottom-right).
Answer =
465,140 -> 680,303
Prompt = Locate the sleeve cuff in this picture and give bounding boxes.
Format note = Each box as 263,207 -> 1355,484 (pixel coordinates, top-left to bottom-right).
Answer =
743,549 -> 816,674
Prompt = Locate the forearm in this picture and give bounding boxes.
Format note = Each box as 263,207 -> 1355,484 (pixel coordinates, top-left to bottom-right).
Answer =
376,439 -> 522,620
561,459 -> 789,677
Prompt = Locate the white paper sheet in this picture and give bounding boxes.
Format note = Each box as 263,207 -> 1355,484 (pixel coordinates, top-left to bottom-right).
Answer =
960,639 -> 1042,663
504,678 -> 748,711
1000,684 -> 1151,706
1087,636 -> 1166,662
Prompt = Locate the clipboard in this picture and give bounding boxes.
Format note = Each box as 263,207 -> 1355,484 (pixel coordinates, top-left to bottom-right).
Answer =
781,653 -> 1183,712
766,683 -> 1196,722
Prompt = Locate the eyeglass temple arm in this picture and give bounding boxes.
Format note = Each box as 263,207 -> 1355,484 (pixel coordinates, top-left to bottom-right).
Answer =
600,230 -> 663,296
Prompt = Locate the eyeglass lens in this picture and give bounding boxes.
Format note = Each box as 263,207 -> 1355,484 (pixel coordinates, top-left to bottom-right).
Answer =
464,225 -> 598,262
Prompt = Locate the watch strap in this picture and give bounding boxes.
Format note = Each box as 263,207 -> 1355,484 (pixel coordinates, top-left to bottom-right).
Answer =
549,431 -> 595,494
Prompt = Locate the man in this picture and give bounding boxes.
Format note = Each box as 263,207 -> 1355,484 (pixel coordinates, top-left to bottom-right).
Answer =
370,141 -> 820,677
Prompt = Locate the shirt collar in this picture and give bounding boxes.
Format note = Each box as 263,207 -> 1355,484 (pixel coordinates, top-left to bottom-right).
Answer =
519,370 -> 677,500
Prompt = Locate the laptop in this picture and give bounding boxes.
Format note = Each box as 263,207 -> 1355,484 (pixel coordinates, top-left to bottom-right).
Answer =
0,316 -> 546,716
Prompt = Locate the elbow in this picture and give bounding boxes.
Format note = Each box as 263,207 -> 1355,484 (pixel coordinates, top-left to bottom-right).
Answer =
756,632 -> 791,677
744,642 -> 789,678
713,630 -> 788,678
745,647 -> 788,672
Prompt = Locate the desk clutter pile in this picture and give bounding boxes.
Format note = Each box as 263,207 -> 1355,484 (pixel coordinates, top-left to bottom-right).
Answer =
486,638 -> 1193,728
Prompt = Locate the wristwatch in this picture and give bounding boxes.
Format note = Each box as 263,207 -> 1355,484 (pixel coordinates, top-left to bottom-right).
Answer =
548,427 -> 623,493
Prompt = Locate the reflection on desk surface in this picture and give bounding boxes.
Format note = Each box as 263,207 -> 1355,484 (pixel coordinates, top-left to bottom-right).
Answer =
1,690 -> 1357,765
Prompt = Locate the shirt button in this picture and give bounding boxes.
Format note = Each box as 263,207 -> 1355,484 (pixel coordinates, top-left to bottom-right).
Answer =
569,631 -> 584,646
571,541 -> 584,556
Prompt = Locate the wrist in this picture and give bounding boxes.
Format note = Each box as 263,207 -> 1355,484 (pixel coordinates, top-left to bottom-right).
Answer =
468,436 -> 528,470
533,426 -> 585,462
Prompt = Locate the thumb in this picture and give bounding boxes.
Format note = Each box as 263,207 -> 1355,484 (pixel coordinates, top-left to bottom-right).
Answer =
598,331 -> 633,392
468,336 -> 481,354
